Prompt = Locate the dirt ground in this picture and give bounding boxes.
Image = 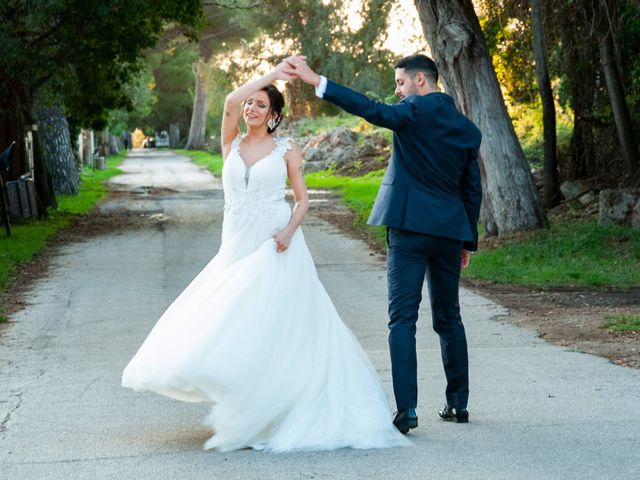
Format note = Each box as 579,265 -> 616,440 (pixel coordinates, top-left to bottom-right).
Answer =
310,190 -> 640,370
3,189 -> 639,369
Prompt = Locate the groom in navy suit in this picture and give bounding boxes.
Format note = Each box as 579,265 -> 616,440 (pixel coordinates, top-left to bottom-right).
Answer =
288,54 -> 482,432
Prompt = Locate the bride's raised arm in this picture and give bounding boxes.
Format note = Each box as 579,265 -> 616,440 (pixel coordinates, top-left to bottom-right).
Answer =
221,62 -> 296,160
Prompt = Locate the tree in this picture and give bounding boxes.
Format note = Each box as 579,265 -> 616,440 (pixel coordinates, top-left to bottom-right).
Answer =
186,4 -> 249,150
0,1 -> 203,212
235,0 -> 395,117
108,65 -> 158,138
185,59 -> 210,149
597,0 -> 639,179
147,46 -> 200,138
531,0 -> 561,206
33,96 -> 80,195
414,0 -> 547,236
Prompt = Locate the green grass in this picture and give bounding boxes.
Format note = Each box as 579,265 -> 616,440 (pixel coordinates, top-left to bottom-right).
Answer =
59,156 -> 125,214
175,149 -> 223,176
0,153 -> 125,321
305,169 -> 387,245
464,221 -> 640,288
305,168 -> 640,289
603,314 -> 640,332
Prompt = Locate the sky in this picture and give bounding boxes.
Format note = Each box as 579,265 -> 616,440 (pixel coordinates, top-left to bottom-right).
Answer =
345,0 -> 429,56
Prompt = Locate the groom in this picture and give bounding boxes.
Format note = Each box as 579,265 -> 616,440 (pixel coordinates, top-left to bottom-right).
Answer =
288,54 -> 482,432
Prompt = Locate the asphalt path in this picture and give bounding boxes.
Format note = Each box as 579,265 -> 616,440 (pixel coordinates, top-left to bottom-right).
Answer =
1,149 -> 638,479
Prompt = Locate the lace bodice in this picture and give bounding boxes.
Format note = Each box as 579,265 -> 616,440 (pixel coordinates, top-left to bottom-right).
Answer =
222,135 -> 292,216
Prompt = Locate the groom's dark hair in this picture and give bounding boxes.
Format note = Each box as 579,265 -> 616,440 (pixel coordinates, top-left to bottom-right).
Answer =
394,54 -> 438,86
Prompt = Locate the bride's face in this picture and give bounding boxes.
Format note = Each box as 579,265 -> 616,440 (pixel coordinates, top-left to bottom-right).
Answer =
244,91 -> 273,130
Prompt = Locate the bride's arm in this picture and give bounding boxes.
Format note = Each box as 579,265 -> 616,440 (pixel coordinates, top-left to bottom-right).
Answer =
221,63 -> 296,160
273,142 -> 309,253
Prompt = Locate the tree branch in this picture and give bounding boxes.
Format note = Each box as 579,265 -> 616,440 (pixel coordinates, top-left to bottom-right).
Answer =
202,1 -> 260,9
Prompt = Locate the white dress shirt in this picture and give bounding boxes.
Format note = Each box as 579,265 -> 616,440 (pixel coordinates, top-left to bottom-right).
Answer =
315,75 -> 328,98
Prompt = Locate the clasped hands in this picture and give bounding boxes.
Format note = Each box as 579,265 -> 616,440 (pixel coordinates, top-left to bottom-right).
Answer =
273,56 -> 321,87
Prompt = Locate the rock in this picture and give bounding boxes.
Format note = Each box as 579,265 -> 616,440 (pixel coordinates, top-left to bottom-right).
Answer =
599,189 -> 640,228
299,126 -> 390,175
633,202 -> 640,229
577,191 -> 598,206
328,127 -> 358,147
561,180 -> 598,206
360,137 -> 377,157
301,128 -> 359,171
560,180 -> 586,201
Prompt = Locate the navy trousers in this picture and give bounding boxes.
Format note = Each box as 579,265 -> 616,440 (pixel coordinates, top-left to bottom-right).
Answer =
386,227 -> 469,410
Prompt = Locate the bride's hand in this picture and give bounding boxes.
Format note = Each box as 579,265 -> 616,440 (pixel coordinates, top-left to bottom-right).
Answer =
273,230 -> 293,253
272,61 -> 297,81
284,55 -> 320,87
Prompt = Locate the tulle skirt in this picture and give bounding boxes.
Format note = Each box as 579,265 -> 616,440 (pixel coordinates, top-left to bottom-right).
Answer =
122,203 -> 410,452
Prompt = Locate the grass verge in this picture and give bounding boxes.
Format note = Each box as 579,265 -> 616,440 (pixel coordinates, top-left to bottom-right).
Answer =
304,169 -> 640,289
305,169 -> 387,245
0,153 -> 125,321
465,221 -> 640,288
175,149 -> 223,176
603,314 -> 640,332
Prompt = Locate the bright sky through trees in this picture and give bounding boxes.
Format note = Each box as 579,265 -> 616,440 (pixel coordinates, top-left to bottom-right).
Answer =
345,0 -> 428,55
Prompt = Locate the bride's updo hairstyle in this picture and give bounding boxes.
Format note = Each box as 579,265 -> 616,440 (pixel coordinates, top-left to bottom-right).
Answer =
261,85 -> 285,134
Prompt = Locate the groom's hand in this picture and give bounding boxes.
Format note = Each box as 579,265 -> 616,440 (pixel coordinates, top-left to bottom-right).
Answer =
285,55 -> 321,87
461,249 -> 472,269
273,61 -> 298,81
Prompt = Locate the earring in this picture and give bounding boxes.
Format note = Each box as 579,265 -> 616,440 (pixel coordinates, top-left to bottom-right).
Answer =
268,117 -> 277,130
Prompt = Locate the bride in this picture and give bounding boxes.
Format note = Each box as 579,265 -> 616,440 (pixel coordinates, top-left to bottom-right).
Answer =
121,59 -> 410,452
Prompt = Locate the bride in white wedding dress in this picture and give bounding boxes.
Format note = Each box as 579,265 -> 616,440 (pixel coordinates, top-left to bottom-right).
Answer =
121,60 -> 410,452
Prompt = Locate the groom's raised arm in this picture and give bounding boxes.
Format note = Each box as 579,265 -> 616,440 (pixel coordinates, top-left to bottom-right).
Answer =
320,78 -> 416,132
286,56 -> 414,131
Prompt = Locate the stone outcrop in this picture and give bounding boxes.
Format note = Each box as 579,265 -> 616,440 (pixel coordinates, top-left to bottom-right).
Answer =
300,127 -> 389,174
560,180 -> 597,206
301,127 -> 359,172
599,189 -> 640,228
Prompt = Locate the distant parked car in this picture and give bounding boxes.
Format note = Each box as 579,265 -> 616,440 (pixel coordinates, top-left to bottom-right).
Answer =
155,131 -> 169,148
142,137 -> 156,148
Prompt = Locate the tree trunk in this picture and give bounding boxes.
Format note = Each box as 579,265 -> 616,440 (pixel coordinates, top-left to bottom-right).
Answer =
81,129 -> 91,165
531,0 -> 560,207
598,4 -> 639,179
98,128 -> 109,157
0,86 -> 57,214
33,99 -> 80,195
285,79 -> 311,119
169,123 -> 180,148
414,0 -> 547,235
108,134 -> 120,154
558,15 -> 597,180
185,60 -> 208,150
31,125 -> 57,215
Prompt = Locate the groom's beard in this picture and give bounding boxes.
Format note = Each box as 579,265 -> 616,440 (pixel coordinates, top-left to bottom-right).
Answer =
398,83 -> 419,100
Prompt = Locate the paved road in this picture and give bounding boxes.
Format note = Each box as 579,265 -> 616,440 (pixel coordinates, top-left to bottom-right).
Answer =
1,149 -> 638,479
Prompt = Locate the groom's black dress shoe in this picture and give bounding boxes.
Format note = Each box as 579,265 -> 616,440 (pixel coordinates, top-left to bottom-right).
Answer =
393,408 -> 418,434
438,404 -> 469,423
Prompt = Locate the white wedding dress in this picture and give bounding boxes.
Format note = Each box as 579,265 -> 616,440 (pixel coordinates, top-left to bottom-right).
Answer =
122,135 -> 410,452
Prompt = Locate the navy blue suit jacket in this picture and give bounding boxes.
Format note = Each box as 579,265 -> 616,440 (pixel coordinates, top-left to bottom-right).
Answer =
322,80 -> 483,251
